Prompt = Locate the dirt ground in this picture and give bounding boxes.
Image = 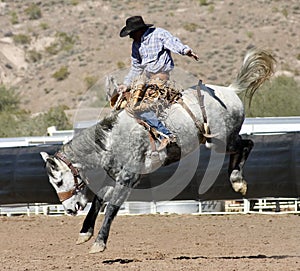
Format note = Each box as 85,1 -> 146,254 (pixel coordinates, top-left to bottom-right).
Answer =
0,213 -> 299,271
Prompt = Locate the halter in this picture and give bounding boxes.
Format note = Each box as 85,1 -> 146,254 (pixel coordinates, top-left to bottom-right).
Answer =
54,152 -> 86,202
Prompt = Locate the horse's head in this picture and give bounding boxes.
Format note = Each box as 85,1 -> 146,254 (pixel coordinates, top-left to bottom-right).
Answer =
40,152 -> 88,215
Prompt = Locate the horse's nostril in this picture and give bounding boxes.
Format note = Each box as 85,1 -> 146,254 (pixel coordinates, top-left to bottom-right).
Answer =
66,209 -> 75,215
76,202 -> 83,211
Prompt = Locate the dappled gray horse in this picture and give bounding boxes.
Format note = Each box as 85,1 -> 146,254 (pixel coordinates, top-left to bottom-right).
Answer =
41,48 -> 275,253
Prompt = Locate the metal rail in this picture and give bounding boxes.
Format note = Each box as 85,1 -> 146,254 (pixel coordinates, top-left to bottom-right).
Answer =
1,198 -> 299,216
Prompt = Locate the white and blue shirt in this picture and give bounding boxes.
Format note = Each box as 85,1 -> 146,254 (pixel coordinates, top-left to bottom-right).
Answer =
123,27 -> 191,86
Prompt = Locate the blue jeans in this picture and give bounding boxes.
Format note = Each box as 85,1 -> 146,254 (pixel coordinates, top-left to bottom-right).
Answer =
138,110 -> 172,137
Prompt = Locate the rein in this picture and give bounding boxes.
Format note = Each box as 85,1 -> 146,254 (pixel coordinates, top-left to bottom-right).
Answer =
54,152 -> 86,202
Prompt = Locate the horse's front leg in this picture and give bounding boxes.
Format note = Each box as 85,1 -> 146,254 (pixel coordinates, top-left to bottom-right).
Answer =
76,185 -> 114,245
76,195 -> 103,245
228,137 -> 254,196
89,181 -> 132,254
89,203 -> 120,253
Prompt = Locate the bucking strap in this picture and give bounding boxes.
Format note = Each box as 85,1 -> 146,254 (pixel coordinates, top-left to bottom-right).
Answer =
197,80 -> 208,124
177,99 -> 207,144
177,80 -> 217,144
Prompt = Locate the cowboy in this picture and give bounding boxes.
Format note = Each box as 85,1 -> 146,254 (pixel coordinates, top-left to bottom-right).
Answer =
119,16 -> 199,151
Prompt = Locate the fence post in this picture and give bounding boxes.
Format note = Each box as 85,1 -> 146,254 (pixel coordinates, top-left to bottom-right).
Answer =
243,199 -> 250,213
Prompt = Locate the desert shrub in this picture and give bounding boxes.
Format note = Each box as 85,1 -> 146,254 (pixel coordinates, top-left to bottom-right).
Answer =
25,3 -> 42,20
13,34 -> 31,45
26,50 -> 42,63
0,85 -> 19,112
45,42 -> 60,55
35,105 -> 72,131
10,11 -> 19,24
22,107 -> 71,136
46,31 -> 77,55
183,22 -> 198,32
0,111 -> 25,137
199,0 -> 209,6
0,106 -> 71,137
0,85 -> 71,137
52,66 -> 70,81
117,61 -> 126,69
246,31 -> 254,39
84,75 -> 98,89
241,75 -> 300,117
281,8 -> 288,18
39,22 -> 49,30
208,5 -> 215,13
56,32 -> 77,51
70,0 -> 79,5
0,86 -> 28,137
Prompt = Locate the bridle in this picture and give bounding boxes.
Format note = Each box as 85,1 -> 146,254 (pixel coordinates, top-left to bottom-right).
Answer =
54,152 -> 86,202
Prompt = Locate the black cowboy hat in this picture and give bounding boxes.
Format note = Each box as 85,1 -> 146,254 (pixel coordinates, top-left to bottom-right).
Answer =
120,16 -> 153,37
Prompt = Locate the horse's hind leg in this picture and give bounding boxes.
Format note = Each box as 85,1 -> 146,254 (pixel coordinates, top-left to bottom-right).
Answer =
76,195 -> 103,245
228,136 -> 254,196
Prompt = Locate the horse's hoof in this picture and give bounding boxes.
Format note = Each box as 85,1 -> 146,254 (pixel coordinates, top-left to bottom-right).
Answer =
232,180 -> 247,196
230,170 -> 247,196
76,232 -> 93,245
89,241 -> 106,254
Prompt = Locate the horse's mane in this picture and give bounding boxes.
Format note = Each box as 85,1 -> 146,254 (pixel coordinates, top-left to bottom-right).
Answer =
94,112 -> 119,150
62,111 -> 119,164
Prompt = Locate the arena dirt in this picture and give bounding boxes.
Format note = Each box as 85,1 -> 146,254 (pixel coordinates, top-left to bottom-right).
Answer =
0,214 -> 299,271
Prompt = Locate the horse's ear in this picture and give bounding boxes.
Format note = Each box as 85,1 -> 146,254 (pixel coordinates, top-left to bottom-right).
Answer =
40,152 -> 49,162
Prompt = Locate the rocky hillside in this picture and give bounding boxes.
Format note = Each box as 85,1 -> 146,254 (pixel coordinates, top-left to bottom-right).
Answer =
0,0 -> 299,120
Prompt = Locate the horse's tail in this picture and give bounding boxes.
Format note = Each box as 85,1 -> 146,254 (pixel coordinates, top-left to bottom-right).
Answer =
229,48 -> 276,105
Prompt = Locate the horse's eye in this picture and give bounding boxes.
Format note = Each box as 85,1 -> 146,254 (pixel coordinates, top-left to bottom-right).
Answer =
56,180 -> 63,187
47,158 -> 57,167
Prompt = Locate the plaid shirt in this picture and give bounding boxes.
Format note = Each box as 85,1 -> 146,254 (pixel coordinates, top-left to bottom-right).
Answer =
123,27 -> 191,86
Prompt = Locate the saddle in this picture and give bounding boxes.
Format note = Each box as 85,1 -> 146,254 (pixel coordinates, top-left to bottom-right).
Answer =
110,78 -> 182,112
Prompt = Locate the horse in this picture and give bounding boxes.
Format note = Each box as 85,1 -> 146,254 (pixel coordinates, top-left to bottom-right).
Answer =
40,48 -> 275,254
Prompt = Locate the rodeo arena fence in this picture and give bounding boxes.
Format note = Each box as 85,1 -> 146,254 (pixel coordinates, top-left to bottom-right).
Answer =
0,117 -> 299,216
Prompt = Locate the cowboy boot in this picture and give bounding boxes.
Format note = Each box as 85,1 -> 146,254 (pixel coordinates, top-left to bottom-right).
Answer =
157,137 -> 169,151
157,135 -> 176,151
